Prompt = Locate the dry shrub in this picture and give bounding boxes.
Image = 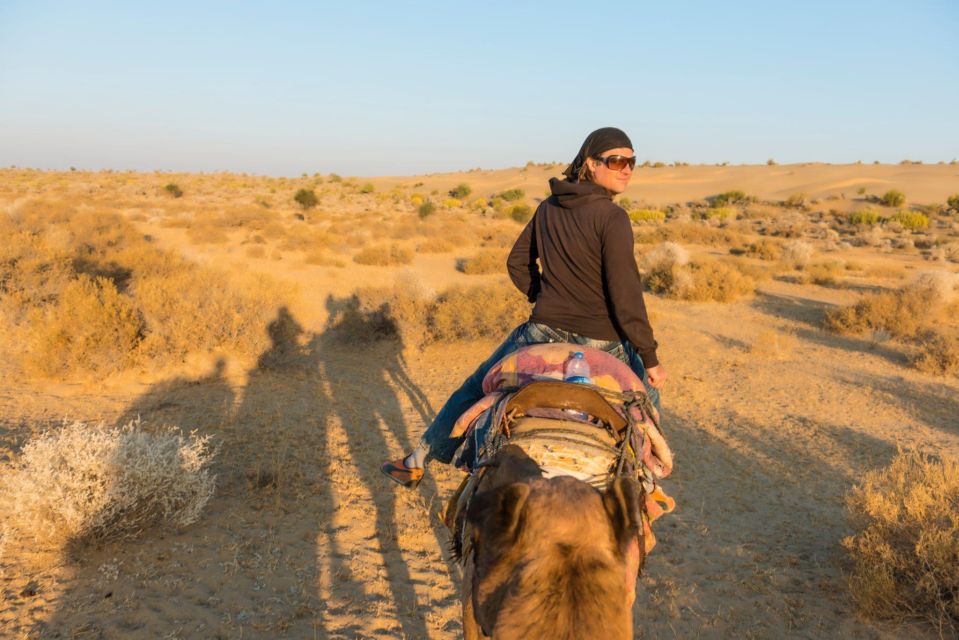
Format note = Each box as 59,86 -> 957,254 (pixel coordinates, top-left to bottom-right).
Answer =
246,245 -> 266,259
854,225 -> 885,248
738,238 -> 782,261
134,269 -> 290,361
640,242 -> 689,295
803,260 -> 844,286
457,250 -> 505,275
843,449 -> 959,632
913,330 -> 959,375
353,244 -> 414,266
640,243 -> 756,302
943,243 -> 959,263
680,260 -> 757,302
21,275 -> 144,377
430,282 -> 530,341
338,278 -> 529,347
781,240 -> 813,270
417,237 -> 453,253
911,270 -> 959,304
825,274 -> 956,339
0,420 -> 216,549
336,274 -> 433,344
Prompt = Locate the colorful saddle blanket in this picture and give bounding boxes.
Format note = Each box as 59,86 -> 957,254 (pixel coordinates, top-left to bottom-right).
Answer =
452,343 -> 673,479
450,342 -> 676,554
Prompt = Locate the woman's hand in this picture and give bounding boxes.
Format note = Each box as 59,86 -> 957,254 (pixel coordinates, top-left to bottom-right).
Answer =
646,364 -> 667,389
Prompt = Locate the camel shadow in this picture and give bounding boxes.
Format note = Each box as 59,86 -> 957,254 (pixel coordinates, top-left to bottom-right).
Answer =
318,295 -> 462,630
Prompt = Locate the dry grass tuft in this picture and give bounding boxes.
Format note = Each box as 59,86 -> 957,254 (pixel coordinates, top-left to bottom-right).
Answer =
781,240 -> 814,270
802,260 -> 844,286
353,244 -> 414,266
416,238 -> 454,253
457,250 -> 506,275
0,420 -> 216,549
641,243 -> 757,302
825,287 -> 935,339
23,275 -> 144,377
429,283 -> 530,341
334,278 -> 529,347
913,330 -> 959,376
843,449 -> 959,633
680,260 -> 758,302
825,273 -> 957,349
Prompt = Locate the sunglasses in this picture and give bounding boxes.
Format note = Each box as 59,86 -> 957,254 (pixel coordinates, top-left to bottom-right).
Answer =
592,154 -> 636,171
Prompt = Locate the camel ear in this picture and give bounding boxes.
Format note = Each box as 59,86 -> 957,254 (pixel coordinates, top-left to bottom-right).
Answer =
468,482 -> 531,545
603,476 -> 644,556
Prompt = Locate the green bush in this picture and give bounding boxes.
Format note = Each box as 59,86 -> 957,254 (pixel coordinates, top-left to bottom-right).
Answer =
628,209 -> 666,223
712,190 -> 748,207
849,209 -> 882,225
888,210 -> 929,230
509,204 -> 533,223
499,188 -> 525,202
449,183 -> 472,199
294,188 -> 318,210
164,183 -> 183,198
418,200 -> 437,219
880,190 -> 906,207
947,194 -> 959,212
359,183 -> 374,194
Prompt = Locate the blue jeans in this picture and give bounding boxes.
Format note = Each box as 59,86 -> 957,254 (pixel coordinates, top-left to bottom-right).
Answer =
423,321 -> 662,463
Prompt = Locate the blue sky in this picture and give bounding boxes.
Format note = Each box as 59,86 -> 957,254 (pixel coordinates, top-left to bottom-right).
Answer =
1,1 -> 956,176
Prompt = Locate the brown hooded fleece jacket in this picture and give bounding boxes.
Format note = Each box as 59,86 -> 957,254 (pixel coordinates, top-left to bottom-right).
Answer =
506,177 -> 659,368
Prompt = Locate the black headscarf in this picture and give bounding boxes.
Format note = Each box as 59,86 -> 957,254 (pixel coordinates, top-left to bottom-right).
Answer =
562,127 -> 634,181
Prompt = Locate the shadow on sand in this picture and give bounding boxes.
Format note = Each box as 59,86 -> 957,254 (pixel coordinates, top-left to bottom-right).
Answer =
37,304 -> 460,639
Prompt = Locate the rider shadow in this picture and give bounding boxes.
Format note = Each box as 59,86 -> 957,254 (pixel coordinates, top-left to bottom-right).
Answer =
318,294 -> 460,637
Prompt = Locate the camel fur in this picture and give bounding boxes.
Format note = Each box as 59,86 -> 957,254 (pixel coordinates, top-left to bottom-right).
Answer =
462,445 -> 644,639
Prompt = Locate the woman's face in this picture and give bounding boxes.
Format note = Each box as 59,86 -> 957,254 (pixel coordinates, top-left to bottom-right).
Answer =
587,147 -> 635,194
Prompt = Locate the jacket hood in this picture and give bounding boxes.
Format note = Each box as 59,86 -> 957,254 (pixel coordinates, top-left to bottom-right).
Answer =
549,177 -> 612,209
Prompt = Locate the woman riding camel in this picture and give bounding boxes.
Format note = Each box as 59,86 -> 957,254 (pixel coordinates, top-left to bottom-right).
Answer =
382,126 -> 666,488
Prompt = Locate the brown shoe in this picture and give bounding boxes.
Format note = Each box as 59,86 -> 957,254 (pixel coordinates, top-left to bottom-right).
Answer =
380,457 -> 424,489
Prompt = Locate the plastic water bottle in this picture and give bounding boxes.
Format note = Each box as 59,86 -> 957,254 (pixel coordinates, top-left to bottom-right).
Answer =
564,352 -> 591,384
563,352 -> 591,421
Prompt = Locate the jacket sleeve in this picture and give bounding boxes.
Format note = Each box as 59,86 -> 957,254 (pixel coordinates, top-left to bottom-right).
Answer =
602,210 -> 659,367
507,214 -> 540,303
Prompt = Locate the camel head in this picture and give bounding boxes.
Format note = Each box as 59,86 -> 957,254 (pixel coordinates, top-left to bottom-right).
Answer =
465,445 -> 644,639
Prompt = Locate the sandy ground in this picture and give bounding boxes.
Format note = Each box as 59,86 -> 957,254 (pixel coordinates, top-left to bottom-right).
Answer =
1,164 -> 958,638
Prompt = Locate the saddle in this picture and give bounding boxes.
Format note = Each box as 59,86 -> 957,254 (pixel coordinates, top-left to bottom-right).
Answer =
445,343 -> 676,558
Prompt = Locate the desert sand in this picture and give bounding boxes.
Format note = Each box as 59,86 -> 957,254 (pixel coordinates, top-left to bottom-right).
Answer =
1,162 -> 958,638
